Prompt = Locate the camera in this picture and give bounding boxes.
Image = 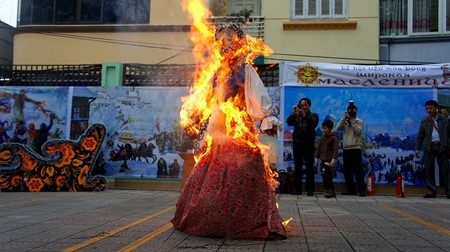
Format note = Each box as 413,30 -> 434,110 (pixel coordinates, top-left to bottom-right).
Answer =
347,100 -> 357,117
345,100 -> 357,125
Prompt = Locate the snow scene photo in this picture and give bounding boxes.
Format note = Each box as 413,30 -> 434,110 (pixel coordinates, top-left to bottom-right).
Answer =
282,86 -> 439,185
85,86 -> 192,179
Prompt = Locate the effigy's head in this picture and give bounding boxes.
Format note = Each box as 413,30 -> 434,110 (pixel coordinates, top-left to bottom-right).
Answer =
215,24 -> 246,56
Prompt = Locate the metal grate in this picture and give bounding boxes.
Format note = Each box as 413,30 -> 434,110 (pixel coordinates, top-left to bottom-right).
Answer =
123,64 -> 195,86
256,64 -> 279,87
124,63 -> 278,87
0,65 -> 102,86
0,63 -> 278,87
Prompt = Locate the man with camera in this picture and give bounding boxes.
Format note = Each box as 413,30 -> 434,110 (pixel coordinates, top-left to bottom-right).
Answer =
336,101 -> 366,197
286,98 -> 319,196
415,100 -> 450,199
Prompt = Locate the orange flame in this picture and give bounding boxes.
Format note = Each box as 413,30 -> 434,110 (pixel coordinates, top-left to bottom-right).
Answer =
276,203 -> 293,226
282,217 -> 293,226
194,135 -> 212,163
180,0 -> 276,186
180,1 -> 217,138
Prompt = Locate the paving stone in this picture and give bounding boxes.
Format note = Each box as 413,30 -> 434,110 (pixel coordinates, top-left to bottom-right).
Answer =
0,241 -> 43,252
218,239 -> 265,251
126,228 -> 187,252
173,235 -> 223,251
351,244 -> 398,252
394,246 -> 445,252
305,241 -> 353,251
1,189 -> 450,251
29,242 -> 75,252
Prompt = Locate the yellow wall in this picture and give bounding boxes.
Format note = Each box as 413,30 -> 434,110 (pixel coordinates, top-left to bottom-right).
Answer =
14,0 -> 194,65
13,0 -> 379,65
14,31 -> 194,65
262,0 -> 379,64
151,0 -> 191,25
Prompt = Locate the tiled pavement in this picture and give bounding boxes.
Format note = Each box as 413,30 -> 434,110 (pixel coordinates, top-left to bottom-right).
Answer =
0,189 -> 449,251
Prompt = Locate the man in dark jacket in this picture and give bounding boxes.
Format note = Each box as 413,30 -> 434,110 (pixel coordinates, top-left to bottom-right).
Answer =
415,100 -> 450,199
286,98 -> 319,196
169,159 -> 181,178
33,118 -> 53,155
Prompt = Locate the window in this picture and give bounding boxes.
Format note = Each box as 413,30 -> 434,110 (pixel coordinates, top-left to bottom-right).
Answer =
80,0 -> 102,23
56,0 -> 77,23
380,0 -> 450,37
72,107 -> 80,119
231,0 -> 260,15
447,0 -> 450,31
291,0 -> 348,19
33,0 -> 54,24
19,0 -> 32,25
18,0 -> 150,25
380,0 -> 408,36
103,0 -> 126,23
210,0 -> 260,16
103,0 -> 150,24
412,0 -> 439,33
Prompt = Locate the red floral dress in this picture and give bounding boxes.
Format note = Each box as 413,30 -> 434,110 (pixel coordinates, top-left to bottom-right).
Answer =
171,140 -> 286,239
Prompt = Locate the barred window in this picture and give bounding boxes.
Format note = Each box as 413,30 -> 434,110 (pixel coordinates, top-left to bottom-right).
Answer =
380,0 -> 450,37
292,0 -> 347,19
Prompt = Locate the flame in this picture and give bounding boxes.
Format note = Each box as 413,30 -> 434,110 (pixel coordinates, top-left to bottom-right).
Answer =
282,217 -> 293,227
276,203 -> 293,227
180,0 -> 276,188
179,0 -> 218,138
194,135 -> 212,163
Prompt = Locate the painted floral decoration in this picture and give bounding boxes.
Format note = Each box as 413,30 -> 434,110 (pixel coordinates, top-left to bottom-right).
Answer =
0,124 -> 107,192
27,177 -> 45,192
295,63 -> 321,85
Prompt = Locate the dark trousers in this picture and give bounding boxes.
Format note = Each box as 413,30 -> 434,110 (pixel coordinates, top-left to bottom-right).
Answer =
343,149 -> 365,194
424,144 -> 449,195
292,143 -> 315,194
446,161 -> 450,197
321,161 -> 335,191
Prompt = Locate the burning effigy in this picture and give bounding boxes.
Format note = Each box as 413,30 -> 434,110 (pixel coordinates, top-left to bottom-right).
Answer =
171,0 -> 287,239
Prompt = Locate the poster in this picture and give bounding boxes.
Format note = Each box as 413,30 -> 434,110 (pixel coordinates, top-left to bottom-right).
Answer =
280,61 -> 450,186
84,86 -> 190,179
0,87 -> 68,155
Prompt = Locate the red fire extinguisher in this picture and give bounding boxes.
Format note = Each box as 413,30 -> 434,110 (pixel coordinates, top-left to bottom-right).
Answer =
367,174 -> 375,196
396,176 -> 405,197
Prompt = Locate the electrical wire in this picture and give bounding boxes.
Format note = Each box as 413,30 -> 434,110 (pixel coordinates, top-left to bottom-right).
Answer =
0,26 -> 443,65
0,26 -> 193,51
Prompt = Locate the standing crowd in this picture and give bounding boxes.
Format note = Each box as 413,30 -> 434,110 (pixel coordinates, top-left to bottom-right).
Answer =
287,98 -> 450,199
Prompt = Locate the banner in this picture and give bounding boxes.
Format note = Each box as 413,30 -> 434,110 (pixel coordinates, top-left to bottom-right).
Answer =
281,61 -> 450,88
282,86 -> 435,186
